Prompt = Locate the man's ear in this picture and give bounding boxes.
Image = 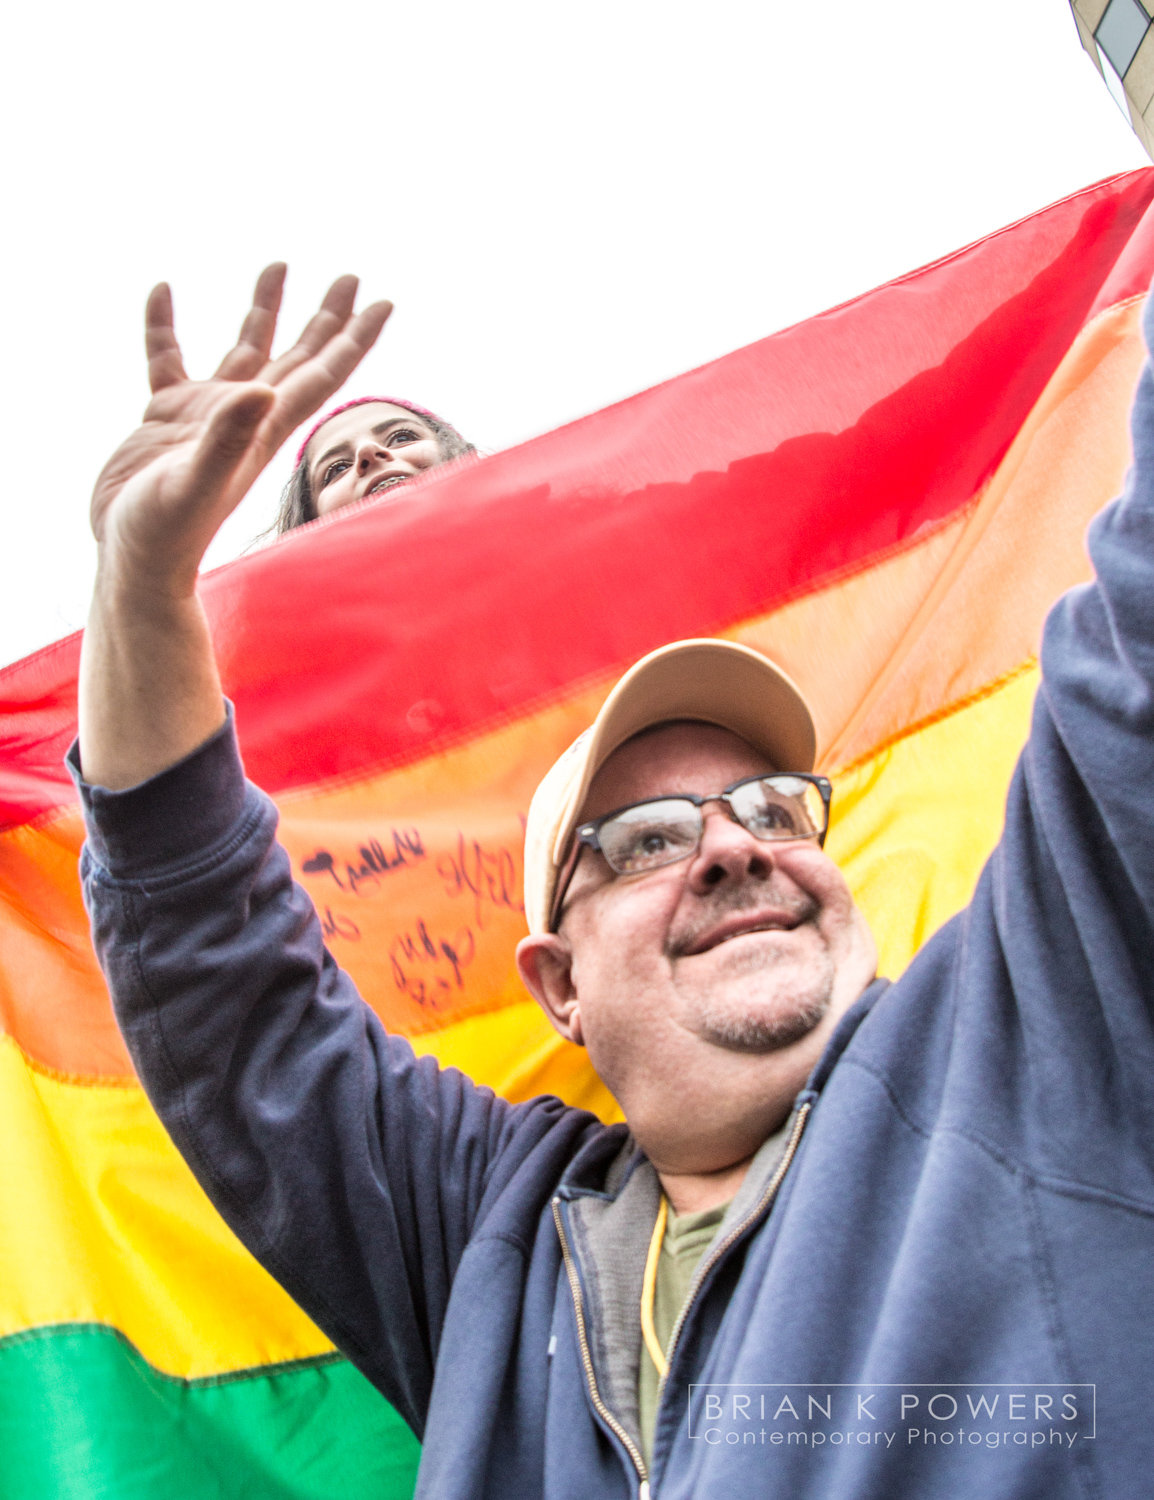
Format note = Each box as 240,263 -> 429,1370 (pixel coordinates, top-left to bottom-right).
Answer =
516,933 -> 584,1046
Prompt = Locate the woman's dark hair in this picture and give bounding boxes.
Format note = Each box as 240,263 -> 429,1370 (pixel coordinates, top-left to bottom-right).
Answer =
274,409 -> 475,534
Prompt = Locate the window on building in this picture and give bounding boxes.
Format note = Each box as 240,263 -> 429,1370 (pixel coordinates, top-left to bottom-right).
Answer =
1095,0 -> 1152,80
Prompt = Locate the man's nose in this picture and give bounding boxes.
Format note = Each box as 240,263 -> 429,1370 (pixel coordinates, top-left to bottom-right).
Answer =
684,803 -> 773,893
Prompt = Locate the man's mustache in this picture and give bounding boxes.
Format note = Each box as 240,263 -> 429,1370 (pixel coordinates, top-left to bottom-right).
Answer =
666,880 -> 822,959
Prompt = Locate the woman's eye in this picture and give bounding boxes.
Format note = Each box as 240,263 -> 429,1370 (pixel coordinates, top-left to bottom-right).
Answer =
320,460 -> 352,488
390,428 -> 420,446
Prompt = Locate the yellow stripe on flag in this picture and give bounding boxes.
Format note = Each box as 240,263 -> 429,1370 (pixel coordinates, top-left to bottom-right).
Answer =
828,663 -> 1039,980
0,1033 -> 334,1377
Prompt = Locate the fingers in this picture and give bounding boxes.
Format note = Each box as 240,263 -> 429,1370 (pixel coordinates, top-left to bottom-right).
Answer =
182,382 -> 277,521
274,300 -> 393,431
214,263 -> 287,381
259,274 -> 361,386
145,283 -> 189,394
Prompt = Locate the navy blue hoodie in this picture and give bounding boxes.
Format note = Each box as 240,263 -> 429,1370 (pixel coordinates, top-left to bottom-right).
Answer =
74,292 -> 1154,1499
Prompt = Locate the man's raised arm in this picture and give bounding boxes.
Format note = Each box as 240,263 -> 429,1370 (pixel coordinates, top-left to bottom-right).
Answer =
72,273 -> 597,1429
958,284 -> 1154,1179
1028,286 -> 1154,914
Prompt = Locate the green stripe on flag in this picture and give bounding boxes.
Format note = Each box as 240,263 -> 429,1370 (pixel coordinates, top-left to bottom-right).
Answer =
0,1324 -> 420,1499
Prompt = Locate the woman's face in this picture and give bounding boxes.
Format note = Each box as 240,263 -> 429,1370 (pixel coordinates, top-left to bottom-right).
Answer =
305,403 -> 444,518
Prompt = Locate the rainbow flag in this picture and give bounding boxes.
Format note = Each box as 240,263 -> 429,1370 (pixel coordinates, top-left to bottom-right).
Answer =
3,168 -> 1154,1496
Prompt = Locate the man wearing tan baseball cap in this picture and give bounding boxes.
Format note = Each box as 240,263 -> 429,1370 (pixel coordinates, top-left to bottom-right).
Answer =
511,638 -> 877,1467
75,267 -> 1154,1499
517,634 -> 874,1220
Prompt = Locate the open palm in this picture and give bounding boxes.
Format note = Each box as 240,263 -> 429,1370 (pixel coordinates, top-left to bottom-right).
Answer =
91,264 -> 391,592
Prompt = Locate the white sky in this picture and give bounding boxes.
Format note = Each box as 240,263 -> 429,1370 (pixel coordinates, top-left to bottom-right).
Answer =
1,0 -> 1147,668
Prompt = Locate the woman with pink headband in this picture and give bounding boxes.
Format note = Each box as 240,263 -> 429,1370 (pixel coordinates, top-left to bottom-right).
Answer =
275,394 -> 475,533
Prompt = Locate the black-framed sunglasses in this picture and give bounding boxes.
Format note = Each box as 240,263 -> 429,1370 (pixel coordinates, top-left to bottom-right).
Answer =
550,772 -> 833,930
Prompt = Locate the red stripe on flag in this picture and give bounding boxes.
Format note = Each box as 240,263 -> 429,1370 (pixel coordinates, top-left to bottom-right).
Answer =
3,170 -> 1154,829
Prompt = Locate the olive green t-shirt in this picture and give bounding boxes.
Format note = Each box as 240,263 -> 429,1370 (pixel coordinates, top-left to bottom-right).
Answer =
638,1200 -> 730,1465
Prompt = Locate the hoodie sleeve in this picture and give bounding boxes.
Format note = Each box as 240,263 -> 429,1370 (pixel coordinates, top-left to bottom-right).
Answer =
72,712 -> 586,1437
1037,288 -> 1154,919
966,283 -> 1154,1190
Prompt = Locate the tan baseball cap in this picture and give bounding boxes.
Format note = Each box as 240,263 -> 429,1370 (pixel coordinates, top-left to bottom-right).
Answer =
522,638 -> 817,933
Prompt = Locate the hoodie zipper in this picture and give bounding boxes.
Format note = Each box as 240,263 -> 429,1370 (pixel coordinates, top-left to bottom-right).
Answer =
658,1099 -> 813,1410
552,1196 -> 650,1496
551,1096 -> 812,1500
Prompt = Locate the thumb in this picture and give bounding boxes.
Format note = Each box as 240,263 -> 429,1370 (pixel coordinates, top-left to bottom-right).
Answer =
184,382 -> 277,509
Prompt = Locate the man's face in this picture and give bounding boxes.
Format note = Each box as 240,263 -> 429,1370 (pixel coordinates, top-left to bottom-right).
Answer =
517,722 -> 876,1169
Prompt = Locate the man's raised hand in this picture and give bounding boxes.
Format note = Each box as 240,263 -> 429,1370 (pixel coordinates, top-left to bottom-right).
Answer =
90,265 -> 392,596
79,266 -> 390,791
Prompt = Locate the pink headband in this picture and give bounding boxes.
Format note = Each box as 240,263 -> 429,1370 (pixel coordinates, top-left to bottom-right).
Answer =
294,396 -> 456,467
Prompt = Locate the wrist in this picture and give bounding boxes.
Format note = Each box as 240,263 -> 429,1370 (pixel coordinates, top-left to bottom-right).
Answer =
78,574 -> 226,791
92,542 -> 200,617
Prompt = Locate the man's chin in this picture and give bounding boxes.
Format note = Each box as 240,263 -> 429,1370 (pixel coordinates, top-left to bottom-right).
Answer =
690,997 -> 829,1054
676,942 -> 834,1054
